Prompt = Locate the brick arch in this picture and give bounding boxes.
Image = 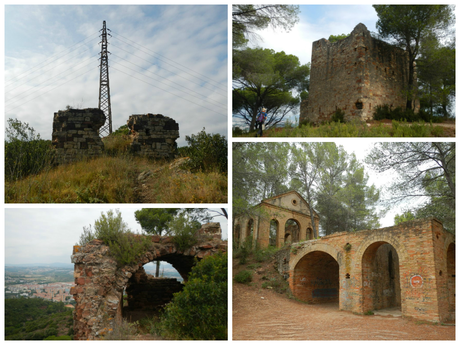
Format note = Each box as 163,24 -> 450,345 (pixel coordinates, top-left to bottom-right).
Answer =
70,225 -> 227,340
289,243 -> 341,304
289,242 -> 342,271
355,232 -> 407,264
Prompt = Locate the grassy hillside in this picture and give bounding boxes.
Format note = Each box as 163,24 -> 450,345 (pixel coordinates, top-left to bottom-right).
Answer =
5,155 -> 227,203
5,126 -> 227,203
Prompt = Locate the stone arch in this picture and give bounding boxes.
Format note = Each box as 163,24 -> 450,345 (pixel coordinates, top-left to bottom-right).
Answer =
290,242 -> 341,271
361,241 -> 401,313
355,233 -> 406,314
234,224 -> 241,247
246,218 -> 254,242
290,244 -> 341,305
70,228 -> 227,340
284,218 -> 300,244
306,227 -> 314,240
269,219 -> 279,247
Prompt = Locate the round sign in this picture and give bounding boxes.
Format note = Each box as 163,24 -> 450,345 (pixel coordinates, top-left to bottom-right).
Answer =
410,275 -> 423,288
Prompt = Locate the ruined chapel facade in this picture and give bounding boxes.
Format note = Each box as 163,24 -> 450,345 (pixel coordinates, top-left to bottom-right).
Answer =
299,23 -> 418,124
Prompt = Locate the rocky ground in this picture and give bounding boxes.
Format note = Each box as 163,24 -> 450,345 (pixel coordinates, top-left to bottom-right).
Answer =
232,257 -> 455,341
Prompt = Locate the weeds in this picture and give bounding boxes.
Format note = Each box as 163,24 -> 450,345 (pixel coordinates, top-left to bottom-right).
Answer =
102,319 -> 138,340
234,119 -> 451,137
234,270 -> 253,284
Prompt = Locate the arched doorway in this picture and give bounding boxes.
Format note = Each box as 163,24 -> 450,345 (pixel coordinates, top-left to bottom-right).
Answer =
285,219 -> 300,244
234,224 -> 241,248
306,227 -> 313,240
293,251 -> 339,304
246,219 -> 254,243
123,261 -> 184,322
269,219 -> 278,247
447,243 -> 455,320
362,242 -> 401,313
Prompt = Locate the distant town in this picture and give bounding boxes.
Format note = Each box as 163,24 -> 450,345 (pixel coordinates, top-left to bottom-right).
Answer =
5,263 -> 183,306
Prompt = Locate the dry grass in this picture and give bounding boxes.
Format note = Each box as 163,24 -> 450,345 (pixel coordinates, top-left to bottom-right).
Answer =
5,155 -> 227,203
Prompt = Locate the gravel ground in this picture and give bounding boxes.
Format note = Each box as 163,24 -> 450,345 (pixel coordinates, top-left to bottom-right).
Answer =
233,275 -> 455,340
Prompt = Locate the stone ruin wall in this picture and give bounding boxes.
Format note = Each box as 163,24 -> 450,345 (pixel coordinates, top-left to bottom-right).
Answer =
52,109 -> 179,164
52,108 -> 106,165
300,23 -> 415,125
70,222 -> 226,340
127,114 -> 179,159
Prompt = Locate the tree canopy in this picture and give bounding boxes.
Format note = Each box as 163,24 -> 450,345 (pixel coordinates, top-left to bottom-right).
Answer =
366,142 -> 455,232
233,48 -> 309,131
373,5 -> 455,110
232,5 -> 300,49
233,142 -> 381,235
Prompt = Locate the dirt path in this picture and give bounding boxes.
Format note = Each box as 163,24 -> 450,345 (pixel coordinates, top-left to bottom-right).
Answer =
233,283 -> 455,340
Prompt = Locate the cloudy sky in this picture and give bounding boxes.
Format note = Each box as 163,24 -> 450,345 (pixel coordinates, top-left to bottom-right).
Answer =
4,207 -> 228,265
5,5 -> 228,147
247,5 -> 379,67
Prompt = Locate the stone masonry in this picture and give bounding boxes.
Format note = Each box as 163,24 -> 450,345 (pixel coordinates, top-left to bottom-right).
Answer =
52,108 -> 105,164
127,114 -> 179,159
70,223 -> 226,340
273,218 -> 454,323
300,23 -> 418,124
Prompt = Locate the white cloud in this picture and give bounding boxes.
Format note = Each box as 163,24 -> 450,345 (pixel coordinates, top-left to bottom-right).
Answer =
5,207 -> 228,265
5,5 -> 228,146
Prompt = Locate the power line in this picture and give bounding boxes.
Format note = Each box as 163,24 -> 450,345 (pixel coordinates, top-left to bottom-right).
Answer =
110,52 -> 226,111
110,43 -> 226,97
111,65 -> 227,117
111,32 -> 227,93
6,54 -> 98,105
5,31 -> 99,87
6,46 -> 95,95
5,64 -> 97,114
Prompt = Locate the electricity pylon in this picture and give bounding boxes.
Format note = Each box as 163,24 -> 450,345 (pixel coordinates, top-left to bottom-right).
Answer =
98,20 -> 112,136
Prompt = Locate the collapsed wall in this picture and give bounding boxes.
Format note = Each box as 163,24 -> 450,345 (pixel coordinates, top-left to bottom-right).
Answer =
127,114 -> 179,159
70,223 -> 227,340
51,108 -> 105,164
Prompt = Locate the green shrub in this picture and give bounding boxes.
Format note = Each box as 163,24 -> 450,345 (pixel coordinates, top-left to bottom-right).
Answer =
5,118 -> 54,181
331,108 -> 345,123
77,210 -> 151,267
179,128 -> 227,173
167,213 -> 200,252
234,270 -> 252,284
157,252 -> 227,340
43,335 -> 72,340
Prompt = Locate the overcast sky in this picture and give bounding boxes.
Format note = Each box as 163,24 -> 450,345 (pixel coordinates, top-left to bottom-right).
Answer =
4,207 -> 228,265
5,5 -> 228,147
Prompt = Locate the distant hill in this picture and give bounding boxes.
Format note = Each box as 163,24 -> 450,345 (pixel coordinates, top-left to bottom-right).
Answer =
6,263 -> 74,269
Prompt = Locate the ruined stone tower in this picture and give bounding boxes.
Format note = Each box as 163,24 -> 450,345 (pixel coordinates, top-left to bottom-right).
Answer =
300,23 -> 417,124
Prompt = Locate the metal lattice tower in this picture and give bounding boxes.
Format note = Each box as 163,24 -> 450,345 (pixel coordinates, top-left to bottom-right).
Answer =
98,20 -> 112,136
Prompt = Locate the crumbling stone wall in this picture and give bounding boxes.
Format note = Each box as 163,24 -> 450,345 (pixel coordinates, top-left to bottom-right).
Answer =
127,114 -> 179,159
51,110 -> 180,164
286,218 -> 454,323
300,23 -> 418,124
70,223 -> 226,340
52,108 -> 105,164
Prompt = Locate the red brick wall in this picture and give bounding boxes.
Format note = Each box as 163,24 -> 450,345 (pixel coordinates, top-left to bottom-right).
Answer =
288,218 -> 454,322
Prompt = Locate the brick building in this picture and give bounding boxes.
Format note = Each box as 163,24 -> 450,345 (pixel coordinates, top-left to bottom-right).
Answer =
233,191 -> 320,248
299,23 -> 418,124
274,218 -> 454,323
